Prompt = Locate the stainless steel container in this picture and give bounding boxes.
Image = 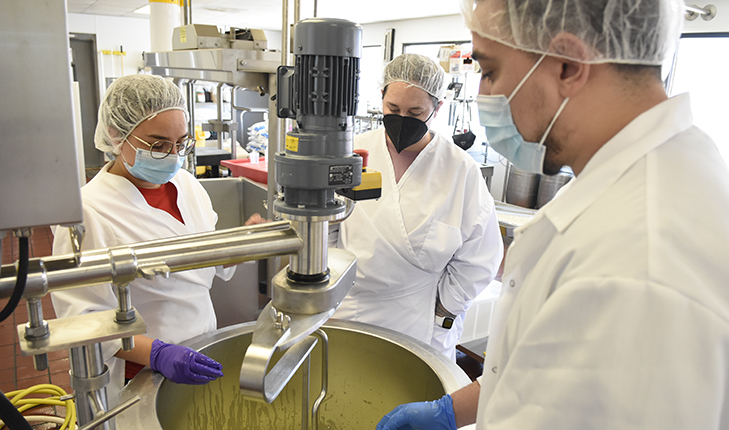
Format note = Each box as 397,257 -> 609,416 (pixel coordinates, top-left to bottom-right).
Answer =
536,171 -> 573,208
505,166 -> 541,209
118,319 -> 470,429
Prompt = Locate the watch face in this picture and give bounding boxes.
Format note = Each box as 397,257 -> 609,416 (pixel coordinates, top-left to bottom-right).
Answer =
443,318 -> 454,329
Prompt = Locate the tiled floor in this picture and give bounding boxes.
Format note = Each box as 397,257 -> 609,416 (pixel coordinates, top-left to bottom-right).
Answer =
1,226 -> 72,397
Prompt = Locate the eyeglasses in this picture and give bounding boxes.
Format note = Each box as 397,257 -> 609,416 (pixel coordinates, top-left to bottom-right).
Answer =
129,134 -> 195,159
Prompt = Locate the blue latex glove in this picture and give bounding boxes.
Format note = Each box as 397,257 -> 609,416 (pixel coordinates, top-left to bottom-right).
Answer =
149,339 -> 224,385
376,394 -> 457,430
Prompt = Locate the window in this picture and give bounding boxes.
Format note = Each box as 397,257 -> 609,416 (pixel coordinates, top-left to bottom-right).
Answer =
358,45 -> 386,117
667,33 -> 729,165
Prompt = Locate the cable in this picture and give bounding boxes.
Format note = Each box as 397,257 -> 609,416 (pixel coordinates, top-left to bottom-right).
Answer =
0,236 -> 28,323
0,415 -> 76,429
0,391 -> 32,430
1,384 -> 76,430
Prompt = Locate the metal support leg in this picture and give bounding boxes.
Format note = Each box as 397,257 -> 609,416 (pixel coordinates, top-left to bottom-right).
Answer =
113,283 -> 137,351
24,297 -> 49,370
69,343 -> 113,430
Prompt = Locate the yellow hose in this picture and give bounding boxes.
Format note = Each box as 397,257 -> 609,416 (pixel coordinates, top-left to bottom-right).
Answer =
0,384 -> 76,430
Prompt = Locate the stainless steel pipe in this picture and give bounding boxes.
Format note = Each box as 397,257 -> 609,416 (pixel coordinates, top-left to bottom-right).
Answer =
0,221 -> 302,300
289,220 -> 327,276
70,344 -> 111,429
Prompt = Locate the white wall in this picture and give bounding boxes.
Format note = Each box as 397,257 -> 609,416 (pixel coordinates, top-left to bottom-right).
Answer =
68,13 -> 151,101
361,14 -> 471,53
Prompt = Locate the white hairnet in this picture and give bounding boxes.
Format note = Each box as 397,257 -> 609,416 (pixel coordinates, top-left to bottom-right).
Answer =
461,0 -> 685,65
95,74 -> 187,155
382,53 -> 447,101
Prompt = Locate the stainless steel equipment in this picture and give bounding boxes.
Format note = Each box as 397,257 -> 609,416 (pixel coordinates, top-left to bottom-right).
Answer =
1,221 -> 306,429
239,17 -> 364,404
144,24 -> 280,175
118,320 -> 471,429
172,25 -> 269,51
505,165 -> 541,209
536,169 -> 573,208
1,5 -> 382,430
0,0 -> 82,231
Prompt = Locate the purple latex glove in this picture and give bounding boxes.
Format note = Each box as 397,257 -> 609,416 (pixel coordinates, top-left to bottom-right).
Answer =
376,394 -> 457,430
149,339 -> 224,385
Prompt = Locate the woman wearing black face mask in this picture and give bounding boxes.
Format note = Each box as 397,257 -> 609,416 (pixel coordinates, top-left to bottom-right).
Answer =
330,54 -> 504,361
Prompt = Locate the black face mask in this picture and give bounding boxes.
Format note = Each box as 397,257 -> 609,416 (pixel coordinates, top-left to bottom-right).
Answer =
383,109 -> 435,153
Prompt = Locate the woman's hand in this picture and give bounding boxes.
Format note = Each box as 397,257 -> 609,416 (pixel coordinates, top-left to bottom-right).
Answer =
244,213 -> 269,226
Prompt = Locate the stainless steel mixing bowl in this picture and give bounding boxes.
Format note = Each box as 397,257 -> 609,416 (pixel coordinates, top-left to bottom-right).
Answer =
118,319 -> 470,429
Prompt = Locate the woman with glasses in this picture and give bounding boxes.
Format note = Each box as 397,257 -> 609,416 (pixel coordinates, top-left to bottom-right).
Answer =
51,74 -> 263,404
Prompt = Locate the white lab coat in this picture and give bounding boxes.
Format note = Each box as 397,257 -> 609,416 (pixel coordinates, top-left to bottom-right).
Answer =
332,128 -> 503,360
51,163 -> 234,403
476,93 -> 729,429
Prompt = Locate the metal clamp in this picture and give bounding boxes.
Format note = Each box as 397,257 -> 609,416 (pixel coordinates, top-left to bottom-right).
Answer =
137,263 -> 171,280
67,224 -> 85,266
70,364 -> 111,393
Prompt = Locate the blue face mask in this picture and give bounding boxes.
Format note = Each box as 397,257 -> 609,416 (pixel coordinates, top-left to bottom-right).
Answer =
122,141 -> 184,185
476,55 -> 569,174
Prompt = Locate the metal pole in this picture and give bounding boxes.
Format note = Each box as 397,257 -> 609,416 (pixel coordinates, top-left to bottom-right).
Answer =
114,283 -> 135,351
70,344 -> 110,429
0,222 -> 303,298
289,220 -> 327,276
186,81 -> 197,174
217,82 -> 224,150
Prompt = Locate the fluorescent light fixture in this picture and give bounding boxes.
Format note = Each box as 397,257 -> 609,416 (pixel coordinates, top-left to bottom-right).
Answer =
134,5 -> 150,14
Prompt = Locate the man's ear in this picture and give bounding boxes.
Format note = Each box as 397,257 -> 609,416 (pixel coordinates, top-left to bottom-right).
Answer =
549,32 -> 591,98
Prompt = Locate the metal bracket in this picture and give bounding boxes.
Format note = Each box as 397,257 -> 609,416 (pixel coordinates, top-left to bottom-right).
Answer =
70,364 -> 111,393
239,248 -> 356,403
239,302 -> 331,403
66,224 -> 85,266
17,309 -> 147,356
137,263 -> 170,280
685,4 -> 717,20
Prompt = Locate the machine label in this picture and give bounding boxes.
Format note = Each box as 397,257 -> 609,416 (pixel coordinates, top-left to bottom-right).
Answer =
286,135 -> 299,152
179,27 -> 187,43
329,165 -> 354,186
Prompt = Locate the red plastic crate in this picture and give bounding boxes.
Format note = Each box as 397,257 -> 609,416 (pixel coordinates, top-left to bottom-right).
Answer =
220,157 -> 268,184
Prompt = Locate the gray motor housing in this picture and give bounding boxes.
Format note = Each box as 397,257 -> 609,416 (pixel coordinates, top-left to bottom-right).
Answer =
275,18 -> 363,217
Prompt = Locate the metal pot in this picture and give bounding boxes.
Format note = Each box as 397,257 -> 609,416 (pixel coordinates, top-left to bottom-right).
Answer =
118,319 -> 470,429
536,171 -> 573,208
505,166 -> 541,208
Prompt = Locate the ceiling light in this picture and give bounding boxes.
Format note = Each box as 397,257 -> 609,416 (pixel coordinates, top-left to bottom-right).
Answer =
134,5 -> 150,14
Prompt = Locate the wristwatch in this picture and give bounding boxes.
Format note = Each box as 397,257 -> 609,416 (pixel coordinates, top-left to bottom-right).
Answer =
435,315 -> 454,329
